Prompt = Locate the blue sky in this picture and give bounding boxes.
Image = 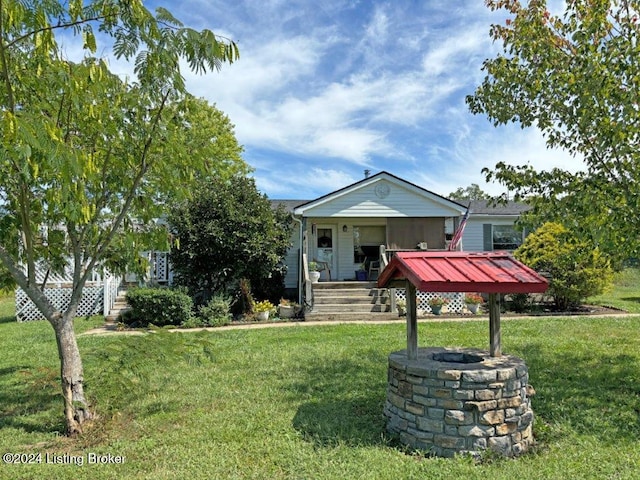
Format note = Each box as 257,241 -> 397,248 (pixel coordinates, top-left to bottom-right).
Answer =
131,0 -> 582,200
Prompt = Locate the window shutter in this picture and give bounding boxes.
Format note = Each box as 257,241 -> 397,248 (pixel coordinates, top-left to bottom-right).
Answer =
483,224 -> 493,251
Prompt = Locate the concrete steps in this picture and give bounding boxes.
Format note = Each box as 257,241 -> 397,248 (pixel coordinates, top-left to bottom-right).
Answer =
105,290 -> 130,323
306,281 -> 394,320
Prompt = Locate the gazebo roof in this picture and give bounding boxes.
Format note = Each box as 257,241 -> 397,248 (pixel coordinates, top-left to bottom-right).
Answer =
377,251 -> 548,294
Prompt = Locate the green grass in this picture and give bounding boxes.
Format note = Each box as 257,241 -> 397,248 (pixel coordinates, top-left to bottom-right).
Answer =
1,316 -> 640,479
0,293 -> 15,324
0,271 -> 639,480
589,267 -> 640,313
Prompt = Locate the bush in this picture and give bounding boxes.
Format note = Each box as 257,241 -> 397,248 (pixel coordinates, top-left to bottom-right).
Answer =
124,287 -> 193,327
515,222 -> 613,310
508,293 -> 532,313
168,176 -> 293,300
195,294 -> 232,327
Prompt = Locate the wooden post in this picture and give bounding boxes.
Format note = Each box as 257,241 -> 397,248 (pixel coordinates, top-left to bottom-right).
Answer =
390,288 -> 397,313
406,281 -> 418,360
303,253 -> 313,309
489,293 -> 501,357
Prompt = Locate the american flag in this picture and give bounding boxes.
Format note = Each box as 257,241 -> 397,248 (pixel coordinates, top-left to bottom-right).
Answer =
448,207 -> 470,251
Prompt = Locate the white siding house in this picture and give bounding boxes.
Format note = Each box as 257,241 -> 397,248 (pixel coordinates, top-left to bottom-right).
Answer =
277,172 -> 467,292
275,172 -> 529,298
16,171 -> 529,321
462,201 -> 529,252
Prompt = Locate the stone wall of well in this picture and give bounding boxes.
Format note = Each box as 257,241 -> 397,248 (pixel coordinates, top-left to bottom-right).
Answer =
384,347 -> 535,458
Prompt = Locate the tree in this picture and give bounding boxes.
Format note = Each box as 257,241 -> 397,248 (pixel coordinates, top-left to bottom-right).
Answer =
168,176 -> 293,306
0,0 -> 244,435
448,183 -> 492,201
467,0 -> 640,263
514,222 -> 612,310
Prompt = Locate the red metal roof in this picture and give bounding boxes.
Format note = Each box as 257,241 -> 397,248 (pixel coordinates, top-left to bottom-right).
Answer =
377,251 -> 548,294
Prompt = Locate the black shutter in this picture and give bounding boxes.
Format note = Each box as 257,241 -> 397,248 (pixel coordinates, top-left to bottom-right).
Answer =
483,224 -> 493,251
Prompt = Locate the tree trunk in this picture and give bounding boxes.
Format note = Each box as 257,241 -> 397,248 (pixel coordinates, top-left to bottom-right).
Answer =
51,314 -> 93,435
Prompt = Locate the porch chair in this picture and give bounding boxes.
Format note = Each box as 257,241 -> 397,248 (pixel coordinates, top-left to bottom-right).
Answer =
368,260 -> 380,281
313,258 -> 331,281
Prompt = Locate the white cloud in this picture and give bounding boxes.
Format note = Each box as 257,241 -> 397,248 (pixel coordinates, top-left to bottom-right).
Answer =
413,125 -> 587,198
364,7 -> 390,43
311,129 -> 388,163
256,167 -> 358,198
54,0 -> 589,202
422,25 -> 489,78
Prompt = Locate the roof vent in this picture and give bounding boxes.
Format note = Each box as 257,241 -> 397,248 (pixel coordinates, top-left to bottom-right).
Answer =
364,169 -> 371,178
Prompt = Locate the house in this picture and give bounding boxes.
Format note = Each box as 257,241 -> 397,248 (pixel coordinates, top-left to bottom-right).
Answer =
273,171 -> 529,299
16,171 -> 528,321
462,200 -> 530,252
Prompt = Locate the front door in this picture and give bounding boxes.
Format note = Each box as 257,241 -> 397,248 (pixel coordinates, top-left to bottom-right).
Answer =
314,225 -> 337,281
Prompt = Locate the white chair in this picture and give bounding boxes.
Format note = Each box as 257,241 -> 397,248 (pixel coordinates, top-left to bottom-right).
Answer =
313,258 -> 331,281
368,260 -> 380,280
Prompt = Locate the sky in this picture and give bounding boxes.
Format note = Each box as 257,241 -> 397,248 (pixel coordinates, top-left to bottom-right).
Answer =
117,0 -> 583,200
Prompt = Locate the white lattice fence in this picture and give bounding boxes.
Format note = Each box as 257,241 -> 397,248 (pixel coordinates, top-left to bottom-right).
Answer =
153,252 -> 169,283
16,287 -> 103,322
394,289 -> 465,313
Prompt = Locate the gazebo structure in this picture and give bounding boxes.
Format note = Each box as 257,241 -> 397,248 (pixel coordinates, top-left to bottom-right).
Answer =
377,251 -> 548,457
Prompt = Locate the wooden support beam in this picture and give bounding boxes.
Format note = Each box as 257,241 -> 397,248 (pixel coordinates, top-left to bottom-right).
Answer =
406,281 -> 418,360
489,293 -> 501,357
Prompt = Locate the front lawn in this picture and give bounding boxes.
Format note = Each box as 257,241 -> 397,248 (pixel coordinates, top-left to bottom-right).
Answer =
0,293 -> 14,323
1,315 -> 639,479
588,267 -> 640,313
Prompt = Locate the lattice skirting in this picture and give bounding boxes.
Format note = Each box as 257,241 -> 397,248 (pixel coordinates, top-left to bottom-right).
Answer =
16,287 -> 104,322
394,289 -> 465,314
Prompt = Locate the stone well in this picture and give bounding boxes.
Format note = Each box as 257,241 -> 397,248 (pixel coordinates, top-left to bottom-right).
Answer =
384,347 -> 535,458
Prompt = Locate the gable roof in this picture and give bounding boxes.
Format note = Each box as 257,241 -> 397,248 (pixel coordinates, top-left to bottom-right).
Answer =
378,251 -> 548,294
270,199 -> 308,213
293,171 -> 467,217
465,200 -> 530,216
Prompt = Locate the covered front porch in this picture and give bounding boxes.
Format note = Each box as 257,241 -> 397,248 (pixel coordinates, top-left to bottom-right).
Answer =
301,245 -> 470,318
290,172 -> 468,311
302,218 -> 456,283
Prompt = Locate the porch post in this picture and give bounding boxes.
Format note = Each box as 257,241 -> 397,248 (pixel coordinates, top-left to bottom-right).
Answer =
406,280 -> 418,360
489,293 -> 501,357
301,218 -> 310,307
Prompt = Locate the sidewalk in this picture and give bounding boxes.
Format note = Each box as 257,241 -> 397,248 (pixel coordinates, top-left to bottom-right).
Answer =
80,310 -> 640,336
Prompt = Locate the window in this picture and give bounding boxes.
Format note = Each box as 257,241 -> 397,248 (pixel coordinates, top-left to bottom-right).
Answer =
317,228 -> 332,248
353,226 -> 386,263
492,225 -> 523,251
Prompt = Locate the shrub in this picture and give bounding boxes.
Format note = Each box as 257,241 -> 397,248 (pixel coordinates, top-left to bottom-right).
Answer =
180,316 -> 207,329
124,287 -> 193,327
168,176 -> 293,299
508,293 -> 531,313
515,222 -> 613,310
195,294 -> 232,327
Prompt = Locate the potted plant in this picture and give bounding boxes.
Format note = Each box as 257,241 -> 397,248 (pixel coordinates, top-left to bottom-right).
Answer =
464,293 -> 484,314
308,262 -> 321,283
254,300 -> 275,321
278,298 -> 299,319
427,296 -> 448,315
355,263 -> 368,281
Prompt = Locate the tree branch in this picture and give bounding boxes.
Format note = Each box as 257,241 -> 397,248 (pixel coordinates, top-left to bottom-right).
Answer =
0,243 -> 60,322
77,90 -> 172,290
0,0 -> 15,111
6,15 -> 114,49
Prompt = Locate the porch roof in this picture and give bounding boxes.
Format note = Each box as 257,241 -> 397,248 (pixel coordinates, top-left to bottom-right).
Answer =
292,171 -> 467,218
377,251 -> 548,294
